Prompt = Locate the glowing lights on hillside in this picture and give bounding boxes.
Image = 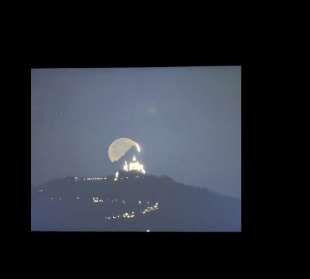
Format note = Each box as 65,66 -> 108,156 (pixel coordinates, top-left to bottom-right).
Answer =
142,202 -> 159,214
45,193 -> 160,219
104,211 -> 136,221
75,176 -> 110,182
92,196 -> 104,203
123,155 -> 146,174
87,177 -> 104,181
72,152 -> 146,186
103,201 -> 159,222
114,171 -> 119,181
123,212 -> 135,218
46,193 -> 160,224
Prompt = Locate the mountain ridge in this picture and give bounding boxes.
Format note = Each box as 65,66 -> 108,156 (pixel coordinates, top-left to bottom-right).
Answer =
31,172 -> 241,232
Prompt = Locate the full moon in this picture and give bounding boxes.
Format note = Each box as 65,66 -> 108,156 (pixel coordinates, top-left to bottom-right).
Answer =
108,138 -> 141,163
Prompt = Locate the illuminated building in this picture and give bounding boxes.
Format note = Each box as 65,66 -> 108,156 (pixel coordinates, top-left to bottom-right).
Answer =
123,155 -> 146,174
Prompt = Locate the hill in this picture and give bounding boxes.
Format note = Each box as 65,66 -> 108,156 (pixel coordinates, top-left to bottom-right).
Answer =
31,171 -> 241,232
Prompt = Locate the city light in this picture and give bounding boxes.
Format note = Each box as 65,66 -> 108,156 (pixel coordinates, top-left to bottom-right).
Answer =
86,177 -> 104,181
123,155 -> 146,174
114,171 -> 119,181
141,202 -> 159,215
102,201 -> 159,222
92,197 -> 104,203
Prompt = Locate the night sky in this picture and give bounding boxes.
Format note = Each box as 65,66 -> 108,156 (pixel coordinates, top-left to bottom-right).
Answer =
31,66 -> 241,198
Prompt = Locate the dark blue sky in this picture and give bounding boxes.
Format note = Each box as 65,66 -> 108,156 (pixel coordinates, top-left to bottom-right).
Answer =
31,67 -> 241,198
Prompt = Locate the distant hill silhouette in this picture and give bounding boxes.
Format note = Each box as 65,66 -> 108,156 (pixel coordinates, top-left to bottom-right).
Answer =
31,171 -> 241,232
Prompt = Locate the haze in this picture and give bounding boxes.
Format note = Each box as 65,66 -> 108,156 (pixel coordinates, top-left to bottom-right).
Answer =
31,66 -> 241,198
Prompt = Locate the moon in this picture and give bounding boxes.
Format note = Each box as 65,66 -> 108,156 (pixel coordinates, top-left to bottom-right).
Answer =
108,138 -> 141,163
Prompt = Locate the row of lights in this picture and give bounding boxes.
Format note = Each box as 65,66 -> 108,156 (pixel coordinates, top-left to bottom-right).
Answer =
46,195 -> 157,210
72,174 -> 136,184
47,194 -> 158,213
123,212 -> 135,218
74,176 -> 109,182
105,202 -> 159,221
105,211 -> 136,221
92,197 -> 128,204
141,202 -> 159,214
48,196 -> 154,206
40,172 -> 146,186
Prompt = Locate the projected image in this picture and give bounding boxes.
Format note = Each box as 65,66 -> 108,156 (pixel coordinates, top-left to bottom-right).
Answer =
31,66 -> 241,232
